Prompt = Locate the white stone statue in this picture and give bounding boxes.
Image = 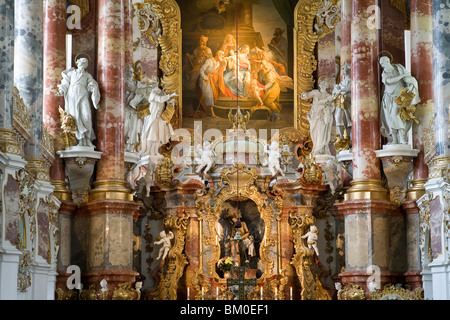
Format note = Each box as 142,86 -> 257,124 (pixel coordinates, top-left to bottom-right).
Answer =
368,280 -> 378,292
56,57 -> 101,148
265,140 -> 285,177
303,77 -> 335,156
302,225 -> 319,256
140,80 -> 177,157
379,56 -> 421,145
124,66 -> 155,153
144,161 -> 156,197
100,279 -> 108,292
335,282 -> 342,293
195,141 -> 216,175
332,64 -> 352,142
154,230 -> 174,261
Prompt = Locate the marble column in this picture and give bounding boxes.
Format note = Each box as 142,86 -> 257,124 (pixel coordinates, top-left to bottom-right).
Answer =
14,0 -> 44,159
0,0 -> 14,129
84,0 -> 140,289
407,0 -> 434,200
43,0 -> 71,201
401,0 -> 435,289
335,0 -> 403,291
418,0 -> 450,300
432,0 -> 450,159
380,1 -> 406,66
340,0 -> 352,73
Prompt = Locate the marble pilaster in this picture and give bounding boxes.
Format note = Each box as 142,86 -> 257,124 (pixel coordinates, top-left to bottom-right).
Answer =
14,0 -> 44,159
83,0 -> 139,289
432,1 -> 450,158
336,0 -> 404,291
43,0 -> 67,186
408,0 -> 434,201
340,0 -> 351,73
0,0 -> 14,129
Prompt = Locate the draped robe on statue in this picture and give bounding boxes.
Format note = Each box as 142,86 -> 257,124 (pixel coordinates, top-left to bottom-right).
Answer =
380,63 -> 421,142
140,88 -> 174,156
59,68 -> 100,144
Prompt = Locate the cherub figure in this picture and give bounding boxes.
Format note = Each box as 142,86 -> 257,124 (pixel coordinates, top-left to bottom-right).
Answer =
265,141 -> 285,177
195,141 -> 216,175
245,76 -> 265,107
154,230 -> 174,261
301,225 -> 319,256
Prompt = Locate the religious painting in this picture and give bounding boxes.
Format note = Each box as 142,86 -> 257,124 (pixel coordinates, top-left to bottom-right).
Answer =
178,0 -> 294,132
215,200 -> 265,278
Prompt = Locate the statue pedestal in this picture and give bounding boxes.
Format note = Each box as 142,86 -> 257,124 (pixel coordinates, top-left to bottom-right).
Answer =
57,146 -> 102,205
375,144 -> 419,206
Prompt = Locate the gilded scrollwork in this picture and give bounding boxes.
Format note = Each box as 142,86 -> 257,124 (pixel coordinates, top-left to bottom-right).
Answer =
370,284 -> 424,300
289,206 -> 330,300
144,0 -> 182,129
196,164 -> 277,280
151,212 -> 189,300
294,0 -> 340,139
417,193 -> 433,265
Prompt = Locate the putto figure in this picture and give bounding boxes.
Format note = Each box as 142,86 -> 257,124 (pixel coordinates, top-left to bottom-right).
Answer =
56,57 -> 101,148
265,140 -> 285,177
302,225 -> 319,256
154,230 -> 174,261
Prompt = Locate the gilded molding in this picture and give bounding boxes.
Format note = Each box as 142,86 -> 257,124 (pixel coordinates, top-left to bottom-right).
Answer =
151,212 -> 189,300
0,128 -> 23,156
194,164 -> 276,280
12,86 -> 32,143
370,284 -> 423,300
294,0 -> 339,139
143,0 -> 182,130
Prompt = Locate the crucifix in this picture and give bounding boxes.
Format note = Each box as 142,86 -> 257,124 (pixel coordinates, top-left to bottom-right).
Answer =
226,266 -> 257,300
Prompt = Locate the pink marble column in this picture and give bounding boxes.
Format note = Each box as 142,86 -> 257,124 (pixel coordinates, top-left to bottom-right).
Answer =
340,0 -> 352,76
43,0 -> 67,186
95,0 -> 126,184
380,2 -> 406,66
124,0 -> 133,67
409,0 -> 434,192
83,0 -> 140,290
335,0 -> 402,291
349,0 -> 382,184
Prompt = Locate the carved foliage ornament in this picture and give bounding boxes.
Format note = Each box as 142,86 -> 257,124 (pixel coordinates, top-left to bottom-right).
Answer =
195,164 -> 276,280
142,0 -> 181,129
295,0 -> 340,139
151,212 -> 189,300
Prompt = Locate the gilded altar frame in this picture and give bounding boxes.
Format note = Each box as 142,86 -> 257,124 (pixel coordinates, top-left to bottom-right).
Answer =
139,0 -> 339,136
194,164 -> 279,280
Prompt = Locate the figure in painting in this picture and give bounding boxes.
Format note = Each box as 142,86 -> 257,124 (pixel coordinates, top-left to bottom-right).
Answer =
258,60 -> 282,122
56,57 -> 101,148
269,27 -> 288,70
220,34 -> 237,57
196,50 -> 227,118
140,79 -> 177,157
185,34 -> 212,85
379,56 -> 421,145
223,45 -> 252,98
332,64 -> 352,149
303,77 -> 335,156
